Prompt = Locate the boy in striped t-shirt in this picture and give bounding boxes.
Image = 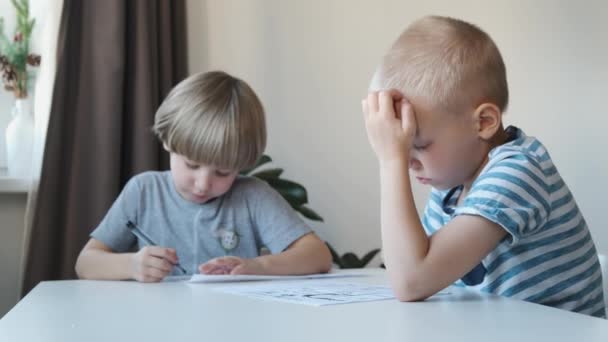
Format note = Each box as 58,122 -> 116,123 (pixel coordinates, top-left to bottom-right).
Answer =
362,15 -> 605,318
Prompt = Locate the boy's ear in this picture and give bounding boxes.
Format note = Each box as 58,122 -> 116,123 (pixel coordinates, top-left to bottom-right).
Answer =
473,103 -> 502,140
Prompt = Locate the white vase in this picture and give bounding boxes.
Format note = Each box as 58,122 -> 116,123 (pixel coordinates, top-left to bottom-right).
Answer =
5,98 -> 34,178
0,108 -> 9,169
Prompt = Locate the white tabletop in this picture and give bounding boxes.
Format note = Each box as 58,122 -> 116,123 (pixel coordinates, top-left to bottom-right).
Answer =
1,269 -> 607,342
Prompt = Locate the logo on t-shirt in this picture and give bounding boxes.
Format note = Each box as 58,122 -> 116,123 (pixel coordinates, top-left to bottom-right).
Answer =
213,227 -> 240,251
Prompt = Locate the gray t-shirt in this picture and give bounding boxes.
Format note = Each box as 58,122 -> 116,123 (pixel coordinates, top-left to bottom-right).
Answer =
91,171 -> 312,275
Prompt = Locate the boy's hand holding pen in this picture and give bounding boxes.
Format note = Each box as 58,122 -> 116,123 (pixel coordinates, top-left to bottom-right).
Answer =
129,246 -> 181,282
126,221 -> 186,282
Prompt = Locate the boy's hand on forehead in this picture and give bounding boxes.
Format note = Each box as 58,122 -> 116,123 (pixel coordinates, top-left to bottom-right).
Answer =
362,90 -> 417,163
199,256 -> 265,275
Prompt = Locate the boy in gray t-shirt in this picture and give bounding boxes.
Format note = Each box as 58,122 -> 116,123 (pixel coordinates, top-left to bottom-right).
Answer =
75,71 -> 332,282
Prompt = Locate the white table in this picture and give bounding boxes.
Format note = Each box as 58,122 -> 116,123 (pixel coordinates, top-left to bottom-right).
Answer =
1,269 -> 607,341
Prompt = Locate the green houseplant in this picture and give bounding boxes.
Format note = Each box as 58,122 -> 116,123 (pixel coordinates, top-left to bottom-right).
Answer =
243,154 -> 381,268
241,154 -> 323,221
0,0 -> 40,99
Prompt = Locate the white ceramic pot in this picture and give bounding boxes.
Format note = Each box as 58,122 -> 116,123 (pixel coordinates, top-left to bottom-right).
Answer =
5,98 -> 34,178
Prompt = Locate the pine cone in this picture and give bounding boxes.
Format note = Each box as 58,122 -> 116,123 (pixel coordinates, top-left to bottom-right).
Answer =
27,54 -> 41,66
3,68 -> 16,81
0,55 -> 8,69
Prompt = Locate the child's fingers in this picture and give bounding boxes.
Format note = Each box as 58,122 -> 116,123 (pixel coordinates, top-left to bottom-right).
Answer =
135,266 -> 166,282
144,267 -> 167,281
199,262 -> 216,274
199,263 -> 224,274
199,264 -> 231,275
400,99 -> 417,132
378,90 -> 405,119
199,257 -> 240,274
214,256 -> 241,266
230,264 -> 246,275
211,267 -> 231,275
378,91 -> 396,118
367,92 -> 379,114
393,94 -> 403,120
361,99 -> 369,118
145,246 -> 178,264
387,89 -> 404,101
145,256 -> 173,273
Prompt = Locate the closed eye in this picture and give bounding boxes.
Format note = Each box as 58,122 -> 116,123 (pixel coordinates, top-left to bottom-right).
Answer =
413,143 -> 431,151
185,162 -> 199,170
215,170 -> 233,177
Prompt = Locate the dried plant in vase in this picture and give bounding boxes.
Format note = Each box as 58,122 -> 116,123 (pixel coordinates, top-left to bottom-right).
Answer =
0,0 -> 41,99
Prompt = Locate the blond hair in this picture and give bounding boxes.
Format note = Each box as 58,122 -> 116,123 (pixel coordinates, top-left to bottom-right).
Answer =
153,71 -> 266,171
372,16 -> 508,113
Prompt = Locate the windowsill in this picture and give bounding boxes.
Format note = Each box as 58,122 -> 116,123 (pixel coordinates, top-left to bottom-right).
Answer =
0,168 -> 30,193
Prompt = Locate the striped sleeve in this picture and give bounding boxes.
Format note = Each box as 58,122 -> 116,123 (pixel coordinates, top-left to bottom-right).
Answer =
421,190 -> 447,236
453,152 -> 550,245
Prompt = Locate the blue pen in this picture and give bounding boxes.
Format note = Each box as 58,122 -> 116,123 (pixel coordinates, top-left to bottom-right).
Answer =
126,221 -> 187,274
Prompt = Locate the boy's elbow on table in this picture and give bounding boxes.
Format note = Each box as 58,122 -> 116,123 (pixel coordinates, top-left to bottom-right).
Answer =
390,275 -> 432,302
318,246 -> 333,273
74,259 -> 84,279
394,289 -> 430,302
295,233 -> 333,273
74,254 -> 91,280
313,237 -> 333,273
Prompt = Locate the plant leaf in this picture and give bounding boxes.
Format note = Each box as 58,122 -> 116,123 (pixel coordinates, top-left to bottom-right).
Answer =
325,242 -> 343,268
240,154 -> 324,224
281,193 -> 306,209
241,154 -> 272,175
296,205 -> 323,222
266,178 -> 307,206
341,253 -> 361,268
359,248 -> 381,267
251,168 -> 283,180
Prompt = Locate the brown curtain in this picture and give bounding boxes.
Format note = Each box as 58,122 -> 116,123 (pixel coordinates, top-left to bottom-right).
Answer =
22,0 -> 188,296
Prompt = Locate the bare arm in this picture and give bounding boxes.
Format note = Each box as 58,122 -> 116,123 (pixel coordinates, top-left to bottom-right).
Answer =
256,233 -> 332,275
75,239 -> 132,280
200,233 -> 333,275
75,238 -> 179,282
379,160 -> 506,301
363,91 -> 506,301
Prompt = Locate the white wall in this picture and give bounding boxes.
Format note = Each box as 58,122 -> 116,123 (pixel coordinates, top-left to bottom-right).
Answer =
189,0 -> 608,261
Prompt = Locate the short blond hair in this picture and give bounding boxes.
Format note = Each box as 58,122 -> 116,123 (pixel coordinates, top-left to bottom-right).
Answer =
153,71 -> 266,171
372,16 -> 508,113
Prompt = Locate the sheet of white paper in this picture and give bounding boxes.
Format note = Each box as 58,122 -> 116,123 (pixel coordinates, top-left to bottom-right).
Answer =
187,271 -> 367,283
162,275 -> 193,282
216,281 -> 399,306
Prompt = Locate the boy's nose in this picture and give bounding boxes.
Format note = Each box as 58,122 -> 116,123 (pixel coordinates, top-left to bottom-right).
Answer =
409,157 -> 422,171
194,174 -> 212,193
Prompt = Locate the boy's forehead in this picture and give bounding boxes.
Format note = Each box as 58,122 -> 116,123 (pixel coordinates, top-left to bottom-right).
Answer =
414,119 -> 426,141
413,106 -> 445,139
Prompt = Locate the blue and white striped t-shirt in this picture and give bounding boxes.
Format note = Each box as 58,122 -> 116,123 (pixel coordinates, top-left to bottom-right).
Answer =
421,126 -> 606,318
